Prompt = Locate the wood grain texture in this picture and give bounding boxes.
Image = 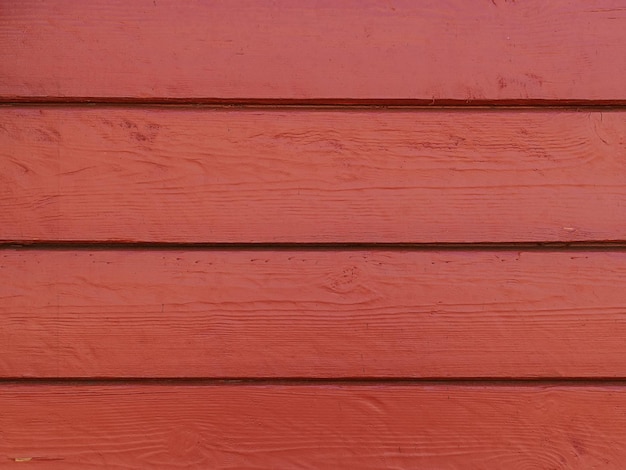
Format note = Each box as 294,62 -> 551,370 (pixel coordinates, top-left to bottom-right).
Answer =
2,384 -> 626,468
2,0 -> 626,102
4,249 -> 626,378
2,107 -> 626,243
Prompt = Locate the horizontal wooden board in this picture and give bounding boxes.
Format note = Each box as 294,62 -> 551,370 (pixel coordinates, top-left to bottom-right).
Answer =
2,384 -> 626,468
2,107 -> 626,243
4,249 -> 626,378
2,1 -> 626,102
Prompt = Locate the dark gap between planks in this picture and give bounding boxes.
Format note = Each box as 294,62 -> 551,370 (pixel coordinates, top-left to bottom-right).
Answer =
4,241 -> 626,252
4,377 -> 626,387
3,98 -> 626,110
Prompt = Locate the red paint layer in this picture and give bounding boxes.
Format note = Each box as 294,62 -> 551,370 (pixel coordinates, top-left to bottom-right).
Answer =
2,108 -> 626,243
4,249 -> 626,378
2,0 -> 626,101
2,385 -> 625,468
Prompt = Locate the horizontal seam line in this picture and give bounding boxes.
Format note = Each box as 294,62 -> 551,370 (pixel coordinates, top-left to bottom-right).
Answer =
3,378 -> 626,387
3,99 -> 626,110
3,241 -> 626,251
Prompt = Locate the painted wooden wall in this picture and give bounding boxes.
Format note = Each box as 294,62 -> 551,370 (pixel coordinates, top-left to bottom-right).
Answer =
2,1 -> 626,467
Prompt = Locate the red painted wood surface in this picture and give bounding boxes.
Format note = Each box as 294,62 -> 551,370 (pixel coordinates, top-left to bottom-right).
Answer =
5,1 -> 626,466
3,249 -> 626,378
2,0 -> 626,102
3,107 -> 626,243
2,385 -> 626,469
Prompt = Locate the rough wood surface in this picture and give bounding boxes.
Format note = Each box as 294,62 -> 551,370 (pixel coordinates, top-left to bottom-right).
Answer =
2,0 -> 626,102
5,2 -> 626,466
2,384 -> 625,468
2,107 -> 626,243
4,249 -> 626,378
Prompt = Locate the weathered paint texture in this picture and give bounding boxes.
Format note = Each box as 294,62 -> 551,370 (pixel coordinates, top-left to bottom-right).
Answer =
2,1 -> 626,468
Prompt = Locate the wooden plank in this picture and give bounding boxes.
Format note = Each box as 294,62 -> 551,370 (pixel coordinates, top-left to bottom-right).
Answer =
4,249 -> 626,378
2,1 -> 626,102
1,384 -> 625,468
2,107 -> 626,243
